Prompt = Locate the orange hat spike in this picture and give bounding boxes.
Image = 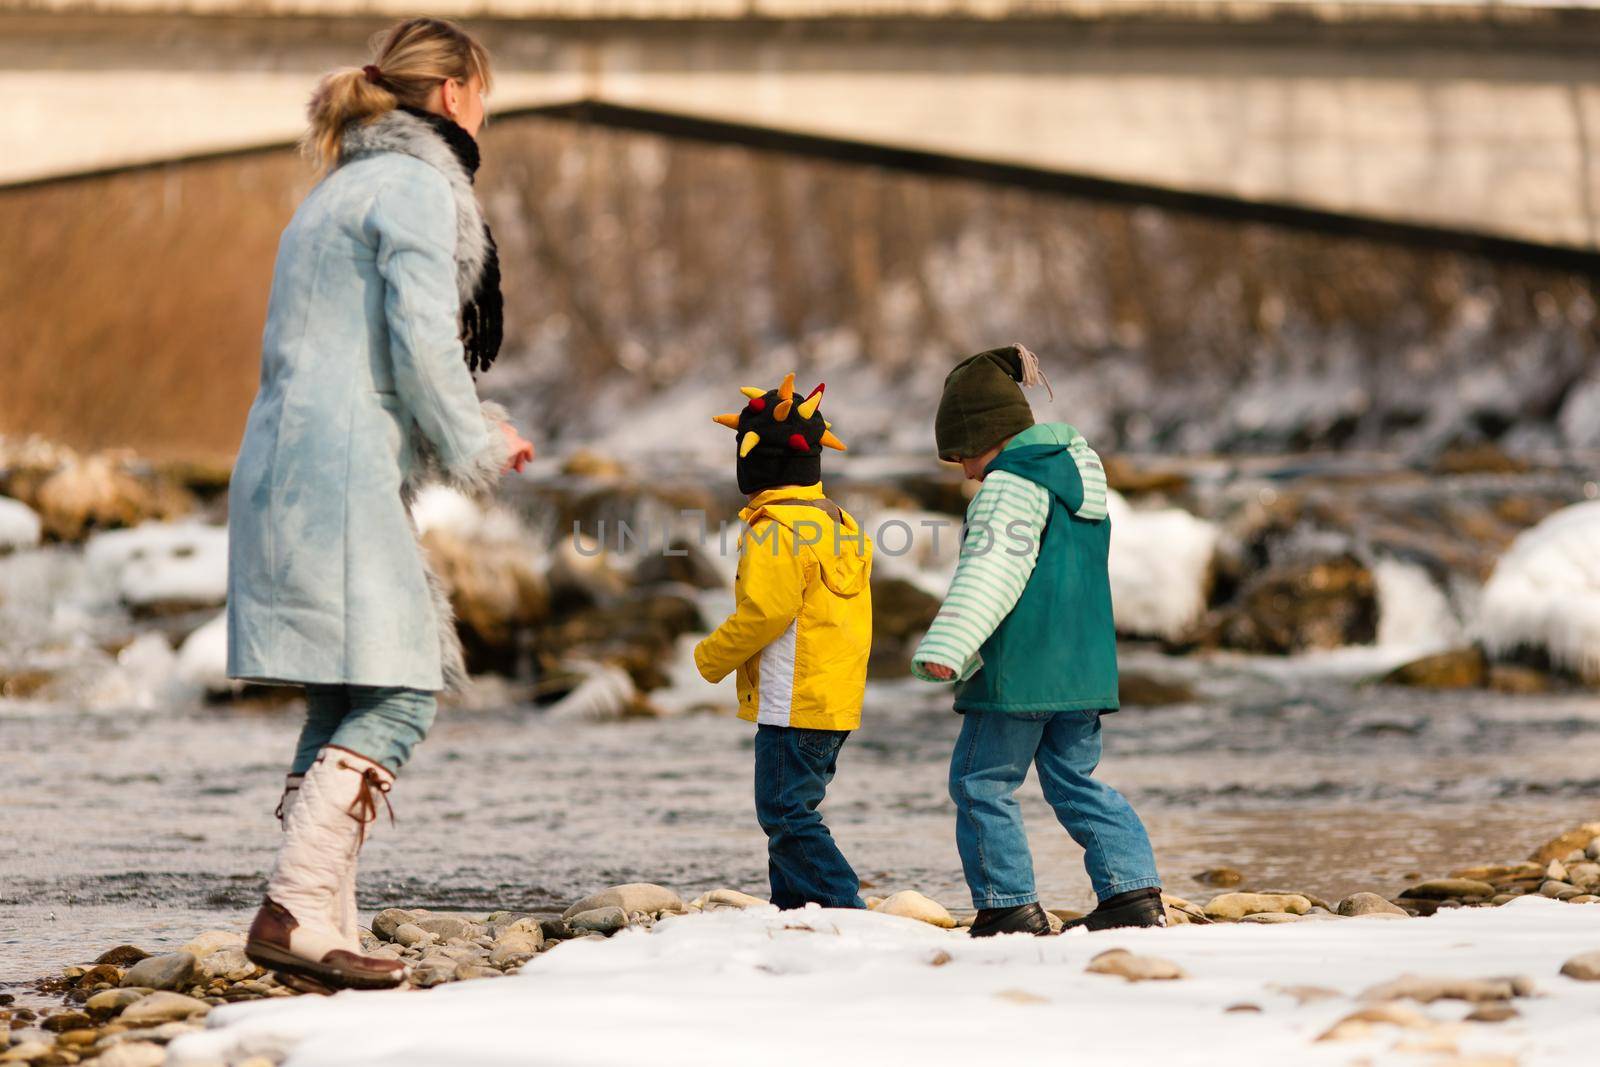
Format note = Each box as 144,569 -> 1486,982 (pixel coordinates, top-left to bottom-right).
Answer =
797,392 -> 822,420
739,386 -> 765,399
712,413 -> 742,430
773,398 -> 794,421
777,372 -> 795,402
820,430 -> 848,452
739,431 -> 761,458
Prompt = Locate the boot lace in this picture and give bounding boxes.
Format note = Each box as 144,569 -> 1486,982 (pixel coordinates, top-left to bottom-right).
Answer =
338,760 -> 395,846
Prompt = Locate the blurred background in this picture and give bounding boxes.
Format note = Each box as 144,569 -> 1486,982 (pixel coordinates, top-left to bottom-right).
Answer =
3,0 -> 1599,984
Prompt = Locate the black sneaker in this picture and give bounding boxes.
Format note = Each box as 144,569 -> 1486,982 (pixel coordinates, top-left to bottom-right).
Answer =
969,902 -> 1054,938
1060,888 -> 1167,931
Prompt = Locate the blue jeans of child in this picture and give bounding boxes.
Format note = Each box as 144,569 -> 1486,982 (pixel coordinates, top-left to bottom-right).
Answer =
754,724 -> 865,910
949,708 -> 1161,909
290,685 -> 437,776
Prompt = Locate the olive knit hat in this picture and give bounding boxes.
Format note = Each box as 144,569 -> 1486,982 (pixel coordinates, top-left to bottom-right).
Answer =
934,343 -> 1054,461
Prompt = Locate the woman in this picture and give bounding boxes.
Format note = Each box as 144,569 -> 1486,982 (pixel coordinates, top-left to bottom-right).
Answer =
228,17 -> 535,992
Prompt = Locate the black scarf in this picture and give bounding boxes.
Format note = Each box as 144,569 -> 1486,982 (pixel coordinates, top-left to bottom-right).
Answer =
400,107 -> 503,376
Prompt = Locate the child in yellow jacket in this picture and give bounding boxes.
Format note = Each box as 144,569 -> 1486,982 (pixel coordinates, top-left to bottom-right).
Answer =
694,373 -> 873,909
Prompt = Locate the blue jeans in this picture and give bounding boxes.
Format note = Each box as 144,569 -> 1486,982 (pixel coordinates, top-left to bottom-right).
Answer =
754,724 -> 865,910
949,709 -> 1161,909
290,685 -> 437,776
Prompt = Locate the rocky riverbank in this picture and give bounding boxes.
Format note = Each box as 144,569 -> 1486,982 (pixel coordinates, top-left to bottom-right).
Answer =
6,823 -> 1600,1067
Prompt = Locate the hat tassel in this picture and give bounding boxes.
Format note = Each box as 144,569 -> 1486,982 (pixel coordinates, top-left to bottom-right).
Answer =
1014,343 -> 1055,401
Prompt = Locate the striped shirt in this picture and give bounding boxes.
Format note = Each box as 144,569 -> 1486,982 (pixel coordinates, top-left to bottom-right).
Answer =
910,470 -> 1050,681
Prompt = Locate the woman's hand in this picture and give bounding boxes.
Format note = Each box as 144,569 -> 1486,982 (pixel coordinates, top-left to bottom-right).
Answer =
919,661 -> 956,681
499,422 -> 535,474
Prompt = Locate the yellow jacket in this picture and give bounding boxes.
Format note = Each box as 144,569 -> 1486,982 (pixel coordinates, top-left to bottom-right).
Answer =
693,483 -> 874,730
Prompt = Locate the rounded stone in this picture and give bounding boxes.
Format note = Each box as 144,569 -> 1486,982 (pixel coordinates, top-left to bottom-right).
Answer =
567,906 -> 628,934
1337,893 -> 1408,918
118,992 -> 210,1026
119,953 -> 196,992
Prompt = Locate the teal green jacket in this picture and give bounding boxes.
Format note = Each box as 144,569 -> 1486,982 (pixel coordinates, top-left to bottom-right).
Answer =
913,423 -> 1120,714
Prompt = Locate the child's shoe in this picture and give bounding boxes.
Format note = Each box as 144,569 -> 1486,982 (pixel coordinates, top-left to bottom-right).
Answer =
969,902 -> 1053,938
1060,888 -> 1167,931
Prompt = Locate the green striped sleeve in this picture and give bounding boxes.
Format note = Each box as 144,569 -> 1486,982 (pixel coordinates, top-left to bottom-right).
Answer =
911,471 -> 1049,682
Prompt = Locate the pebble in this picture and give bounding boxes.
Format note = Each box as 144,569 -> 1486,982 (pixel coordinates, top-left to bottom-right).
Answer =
0,1043 -> 52,1063
568,906 -> 628,934
179,930 -> 243,959
538,919 -> 574,941
1540,880 -> 1581,900
197,948 -> 258,983
118,992 -> 210,1025
41,1014 -> 90,1034
1195,868 -> 1244,888
1202,892 -> 1311,920
1084,949 -> 1185,982
85,990 -> 146,1020
1316,1003 -> 1431,1042
1400,878 -> 1496,901
119,953 -> 195,992
1238,912 -> 1302,924
688,888 -> 767,911
90,1042 -> 166,1067
371,908 -> 420,941
1466,1003 -> 1520,1022
392,923 -> 436,948
1337,893 -> 1408,918
1361,974 -> 1533,1003
872,890 -> 955,928
562,884 -> 685,921
93,948 -> 149,968
411,915 -> 481,942
1589,839 -> 1600,862
1560,951 -> 1600,981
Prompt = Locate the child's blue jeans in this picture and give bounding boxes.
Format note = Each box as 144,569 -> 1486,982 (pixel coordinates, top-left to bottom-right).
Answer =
754,724 -> 865,910
290,685 -> 437,776
949,708 -> 1161,909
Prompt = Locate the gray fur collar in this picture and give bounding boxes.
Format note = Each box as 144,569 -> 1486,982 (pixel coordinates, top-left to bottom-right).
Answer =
341,109 -> 488,306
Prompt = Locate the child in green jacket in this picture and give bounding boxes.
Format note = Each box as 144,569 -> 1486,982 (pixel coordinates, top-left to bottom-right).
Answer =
912,344 -> 1164,936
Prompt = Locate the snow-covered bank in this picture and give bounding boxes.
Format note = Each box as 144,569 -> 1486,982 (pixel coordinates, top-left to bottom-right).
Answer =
1481,500 -> 1600,682
170,900 -> 1600,1067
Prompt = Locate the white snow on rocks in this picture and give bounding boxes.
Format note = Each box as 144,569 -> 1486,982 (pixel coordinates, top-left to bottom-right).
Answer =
1372,558 -> 1464,654
0,495 -> 42,551
1107,489 -> 1219,641
84,521 -> 228,611
1479,500 -> 1600,681
169,897 -> 1600,1067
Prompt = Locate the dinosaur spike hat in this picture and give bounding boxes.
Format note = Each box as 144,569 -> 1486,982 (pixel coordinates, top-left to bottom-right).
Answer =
711,372 -> 847,494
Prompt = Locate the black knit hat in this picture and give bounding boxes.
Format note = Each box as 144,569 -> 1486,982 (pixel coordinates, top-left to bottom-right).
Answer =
935,343 -> 1053,461
712,373 -> 848,495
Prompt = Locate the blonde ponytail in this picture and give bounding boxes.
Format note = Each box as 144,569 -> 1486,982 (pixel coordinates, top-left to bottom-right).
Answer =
302,16 -> 494,174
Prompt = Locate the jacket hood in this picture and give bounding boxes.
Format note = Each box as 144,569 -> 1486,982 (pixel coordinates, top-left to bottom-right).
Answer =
988,422 -> 1110,522
742,485 -> 872,596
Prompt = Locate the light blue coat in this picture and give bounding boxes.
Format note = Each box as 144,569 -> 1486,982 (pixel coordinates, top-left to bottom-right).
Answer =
227,110 -> 506,693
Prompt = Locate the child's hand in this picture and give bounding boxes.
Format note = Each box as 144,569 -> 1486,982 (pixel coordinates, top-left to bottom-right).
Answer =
919,661 -> 956,681
499,422 -> 535,474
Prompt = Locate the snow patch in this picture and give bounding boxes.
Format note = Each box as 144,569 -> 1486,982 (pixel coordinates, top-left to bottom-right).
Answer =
175,611 -> 235,696
0,496 -> 42,551
1106,490 -> 1219,640
84,522 -> 228,610
1372,558 -> 1463,654
169,898 -> 1600,1067
1479,500 -> 1600,680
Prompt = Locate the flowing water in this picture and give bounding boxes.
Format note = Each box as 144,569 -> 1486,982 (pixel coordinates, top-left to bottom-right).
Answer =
5,648 -> 1599,1003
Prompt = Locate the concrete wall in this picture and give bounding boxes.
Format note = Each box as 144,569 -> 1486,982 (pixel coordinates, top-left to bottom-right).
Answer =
7,5 -> 1600,247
